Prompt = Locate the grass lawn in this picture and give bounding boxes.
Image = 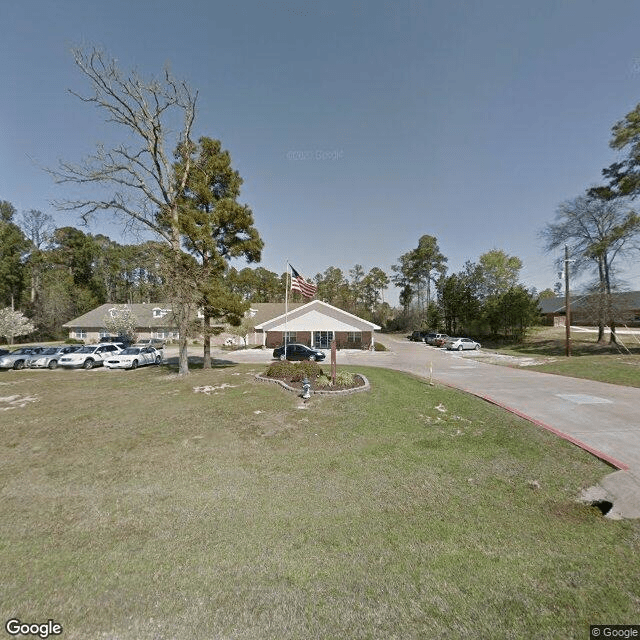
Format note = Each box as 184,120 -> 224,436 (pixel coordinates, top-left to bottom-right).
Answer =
1,363 -> 639,639
491,326 -> 640,387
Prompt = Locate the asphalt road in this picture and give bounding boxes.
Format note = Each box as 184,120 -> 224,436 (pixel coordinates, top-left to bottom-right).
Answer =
222,335 -> 640,518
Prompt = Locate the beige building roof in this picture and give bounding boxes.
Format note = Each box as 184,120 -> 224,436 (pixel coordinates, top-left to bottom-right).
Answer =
62,303 -> 177,329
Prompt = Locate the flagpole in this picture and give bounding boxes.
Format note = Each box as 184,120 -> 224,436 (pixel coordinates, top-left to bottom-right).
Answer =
285,260 -> 289,359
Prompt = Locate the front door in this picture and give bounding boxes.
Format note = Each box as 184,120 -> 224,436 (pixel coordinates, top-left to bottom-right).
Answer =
314,331 -> 333,349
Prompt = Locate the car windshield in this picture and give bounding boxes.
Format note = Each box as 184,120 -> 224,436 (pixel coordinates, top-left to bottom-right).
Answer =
77,346 -> 97,353
41,348 -> 58,355
121,348 -> 141,355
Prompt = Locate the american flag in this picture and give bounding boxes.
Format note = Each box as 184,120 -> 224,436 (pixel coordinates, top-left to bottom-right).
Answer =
290,265 -> 317,298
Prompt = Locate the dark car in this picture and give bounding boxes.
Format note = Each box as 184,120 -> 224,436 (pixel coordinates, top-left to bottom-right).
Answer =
272,343 -> 326,362
409,331 -> 429,342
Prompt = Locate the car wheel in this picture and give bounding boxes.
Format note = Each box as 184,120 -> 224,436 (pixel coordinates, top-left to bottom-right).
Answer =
279,354 -> 286,361
83,359 -> 94,370
13,360 -> 25,370
457,345 -> 463,351
475,344 -> 480,350
131,360 -> 138,370
48,360 -> 58,369
155,355 -> 161,365
308,355 -> 315,361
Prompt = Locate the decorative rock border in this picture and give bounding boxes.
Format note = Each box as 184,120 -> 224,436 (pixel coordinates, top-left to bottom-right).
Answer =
255,373 -> 370,396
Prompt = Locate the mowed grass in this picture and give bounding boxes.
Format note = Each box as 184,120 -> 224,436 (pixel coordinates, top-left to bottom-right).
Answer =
493,326 -> 640,387
1,364 -> 639,639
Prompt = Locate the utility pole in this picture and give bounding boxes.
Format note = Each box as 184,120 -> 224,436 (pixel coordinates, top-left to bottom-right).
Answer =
564,245 -> 571,357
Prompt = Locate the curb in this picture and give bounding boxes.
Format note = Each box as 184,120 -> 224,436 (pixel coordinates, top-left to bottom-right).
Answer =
255,373 -> 370,395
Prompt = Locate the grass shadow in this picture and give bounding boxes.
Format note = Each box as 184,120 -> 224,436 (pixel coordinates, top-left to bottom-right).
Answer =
162,356 -> 238,371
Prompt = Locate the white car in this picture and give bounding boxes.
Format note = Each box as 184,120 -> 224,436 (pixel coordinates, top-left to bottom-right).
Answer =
104,346 -> 162,369
58,343 -> 122,369
444,337 -> 481,351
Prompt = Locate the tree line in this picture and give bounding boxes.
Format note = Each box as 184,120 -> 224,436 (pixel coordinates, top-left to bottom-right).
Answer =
0,200 -> 543,345
388,235 -> 543,340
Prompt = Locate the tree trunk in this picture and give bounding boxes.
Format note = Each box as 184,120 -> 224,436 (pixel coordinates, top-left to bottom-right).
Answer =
203,311 -> 211,369
596,257 -> 606,343
603,256 -> 618,345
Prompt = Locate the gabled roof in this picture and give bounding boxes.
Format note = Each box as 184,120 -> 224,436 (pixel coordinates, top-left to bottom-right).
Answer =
255,300 -> 381,331
62,303 -> 177,328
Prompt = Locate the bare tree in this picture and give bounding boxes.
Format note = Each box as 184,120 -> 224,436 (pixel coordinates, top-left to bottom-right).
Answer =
19,209 -> 54,304
49,47 -> 198,374
541,194 -> 640,343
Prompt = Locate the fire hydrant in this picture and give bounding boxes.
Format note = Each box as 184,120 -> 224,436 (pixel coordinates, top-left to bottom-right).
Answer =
301,376 -> 311,400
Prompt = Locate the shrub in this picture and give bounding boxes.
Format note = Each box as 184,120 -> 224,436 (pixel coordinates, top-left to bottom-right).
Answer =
335,371 -> 355,386
373,342 -> 387,351
265,360 -> 324,382
64,338 -> 84,344
314,375 -> 333,388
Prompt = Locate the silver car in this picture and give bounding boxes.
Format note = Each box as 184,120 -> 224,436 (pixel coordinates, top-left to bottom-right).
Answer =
0,347 -> 46,370
28,345 -> 81,369
444,337 -> 481,351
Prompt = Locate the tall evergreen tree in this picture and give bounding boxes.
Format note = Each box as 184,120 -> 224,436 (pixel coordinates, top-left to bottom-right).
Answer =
174,137 -> 263,366
0,201 -> 29,309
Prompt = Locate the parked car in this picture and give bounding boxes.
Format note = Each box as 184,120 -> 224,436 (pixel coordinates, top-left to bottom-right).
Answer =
28,345 -> 81,369
58,343 -> 123,369
425,333 -> 449,346
444,337 -> 481,351
272,343 -> 326,362
409,331 -> 430,342
104,346 -> 162,369
0,347 -> 46,370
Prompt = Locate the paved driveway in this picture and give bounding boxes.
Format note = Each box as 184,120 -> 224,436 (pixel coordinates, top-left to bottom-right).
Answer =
222,335 -> 640,518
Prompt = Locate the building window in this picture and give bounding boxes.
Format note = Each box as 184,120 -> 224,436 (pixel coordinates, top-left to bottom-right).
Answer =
347,332 -> 362,344
74,329 -> 87,339
153,331 -> 168,339
99,331 -> 110,339
152,308 -> 168,318
285,332 -> 296,344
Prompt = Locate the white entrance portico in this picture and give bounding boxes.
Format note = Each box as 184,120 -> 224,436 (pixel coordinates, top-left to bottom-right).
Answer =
254,300 -> 380,350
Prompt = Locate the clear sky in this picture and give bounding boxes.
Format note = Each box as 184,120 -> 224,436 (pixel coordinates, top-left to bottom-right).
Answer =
3,0 -> 640,303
